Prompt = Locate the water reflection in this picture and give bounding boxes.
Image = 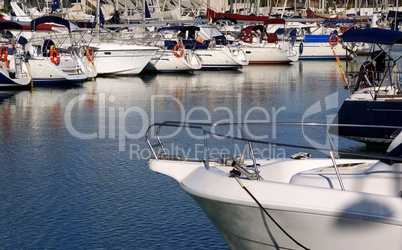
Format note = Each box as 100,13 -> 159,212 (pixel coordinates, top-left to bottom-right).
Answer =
0,60 -> 356,155
0,61 -> 354,153
0,60 -> 369,249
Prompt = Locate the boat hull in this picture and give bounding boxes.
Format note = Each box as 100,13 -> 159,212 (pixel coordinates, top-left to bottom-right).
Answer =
143,50 -> 202,72
149,158 -> 402,250
28,56 -> 89,85
298,42 -> 349,60
191,194 -> 402,250
0,56 -> 31,88
0,72 -> 30,87
196,46 -> 248,69
90,45 -> 158,75
242,45 -> 298,64
297,34 -> 350,60
332,99 -> 402,144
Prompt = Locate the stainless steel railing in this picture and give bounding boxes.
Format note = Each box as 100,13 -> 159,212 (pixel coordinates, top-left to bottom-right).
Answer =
146,121 -> 402,190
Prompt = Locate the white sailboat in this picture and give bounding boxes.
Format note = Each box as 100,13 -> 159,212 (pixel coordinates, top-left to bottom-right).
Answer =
9,0 -> 159,76
142,26 -> 202,72
77,0 -> 159,75
196,24 -> 248,69
26,16 -> 90,84
237,22 -> 299,64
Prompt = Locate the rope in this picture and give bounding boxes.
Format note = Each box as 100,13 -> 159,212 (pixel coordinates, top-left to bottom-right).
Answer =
234,176 -> 310,250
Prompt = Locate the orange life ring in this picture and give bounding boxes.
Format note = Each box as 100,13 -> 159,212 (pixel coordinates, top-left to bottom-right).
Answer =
328,34 -> 340,47
0,46 -> 8,62
86,46 -> 95,62
173,43 -> 185,58
50,49 -> 61,65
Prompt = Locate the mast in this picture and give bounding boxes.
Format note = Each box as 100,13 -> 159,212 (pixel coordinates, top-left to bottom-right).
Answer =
143,0 -> 146,22
281,0 -> 288,18
355,0 -> 358,16
394,0 -> 399,30
255,0 -> 260,15
96,0 -> 100,37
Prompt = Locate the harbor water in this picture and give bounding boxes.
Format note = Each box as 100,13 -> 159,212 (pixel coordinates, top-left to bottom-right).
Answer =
0,60 -> 369,249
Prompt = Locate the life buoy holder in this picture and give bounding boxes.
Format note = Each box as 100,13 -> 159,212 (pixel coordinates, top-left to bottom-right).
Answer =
0,46 -> 8,62
50,49 -> 61,65
328,34 -> 340,47
86,46 -> 95,62
173,43 -> 185,58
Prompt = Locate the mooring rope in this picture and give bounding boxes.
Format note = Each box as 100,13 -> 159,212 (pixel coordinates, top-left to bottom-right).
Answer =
234,176 -> 310,250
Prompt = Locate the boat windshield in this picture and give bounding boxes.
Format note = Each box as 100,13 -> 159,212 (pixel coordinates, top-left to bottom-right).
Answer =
198,26 -> 222,39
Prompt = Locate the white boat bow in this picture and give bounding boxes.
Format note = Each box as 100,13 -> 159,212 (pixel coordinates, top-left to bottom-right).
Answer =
146,121 -> 402,250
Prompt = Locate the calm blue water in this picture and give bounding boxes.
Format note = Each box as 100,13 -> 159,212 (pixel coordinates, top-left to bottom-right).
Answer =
0,60 -> 366,249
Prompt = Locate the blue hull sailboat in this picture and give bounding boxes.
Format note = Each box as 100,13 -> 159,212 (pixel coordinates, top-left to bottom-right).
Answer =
331,28 -> 402,144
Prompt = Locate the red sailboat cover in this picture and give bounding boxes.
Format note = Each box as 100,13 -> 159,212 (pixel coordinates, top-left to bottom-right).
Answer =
237,25 -> 279,44
206,8 -> 285,25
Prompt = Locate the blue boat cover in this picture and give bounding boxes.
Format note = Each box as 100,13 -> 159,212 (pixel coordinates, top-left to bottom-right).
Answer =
321,20 -> 352,25
157,26 -> 200,32
212,16 -> 238,24
0,21 -> 23,30
157,25 -> 185,32
341,28 -> 402,45
30,16 -> 70,31
304,34 -> 330,43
